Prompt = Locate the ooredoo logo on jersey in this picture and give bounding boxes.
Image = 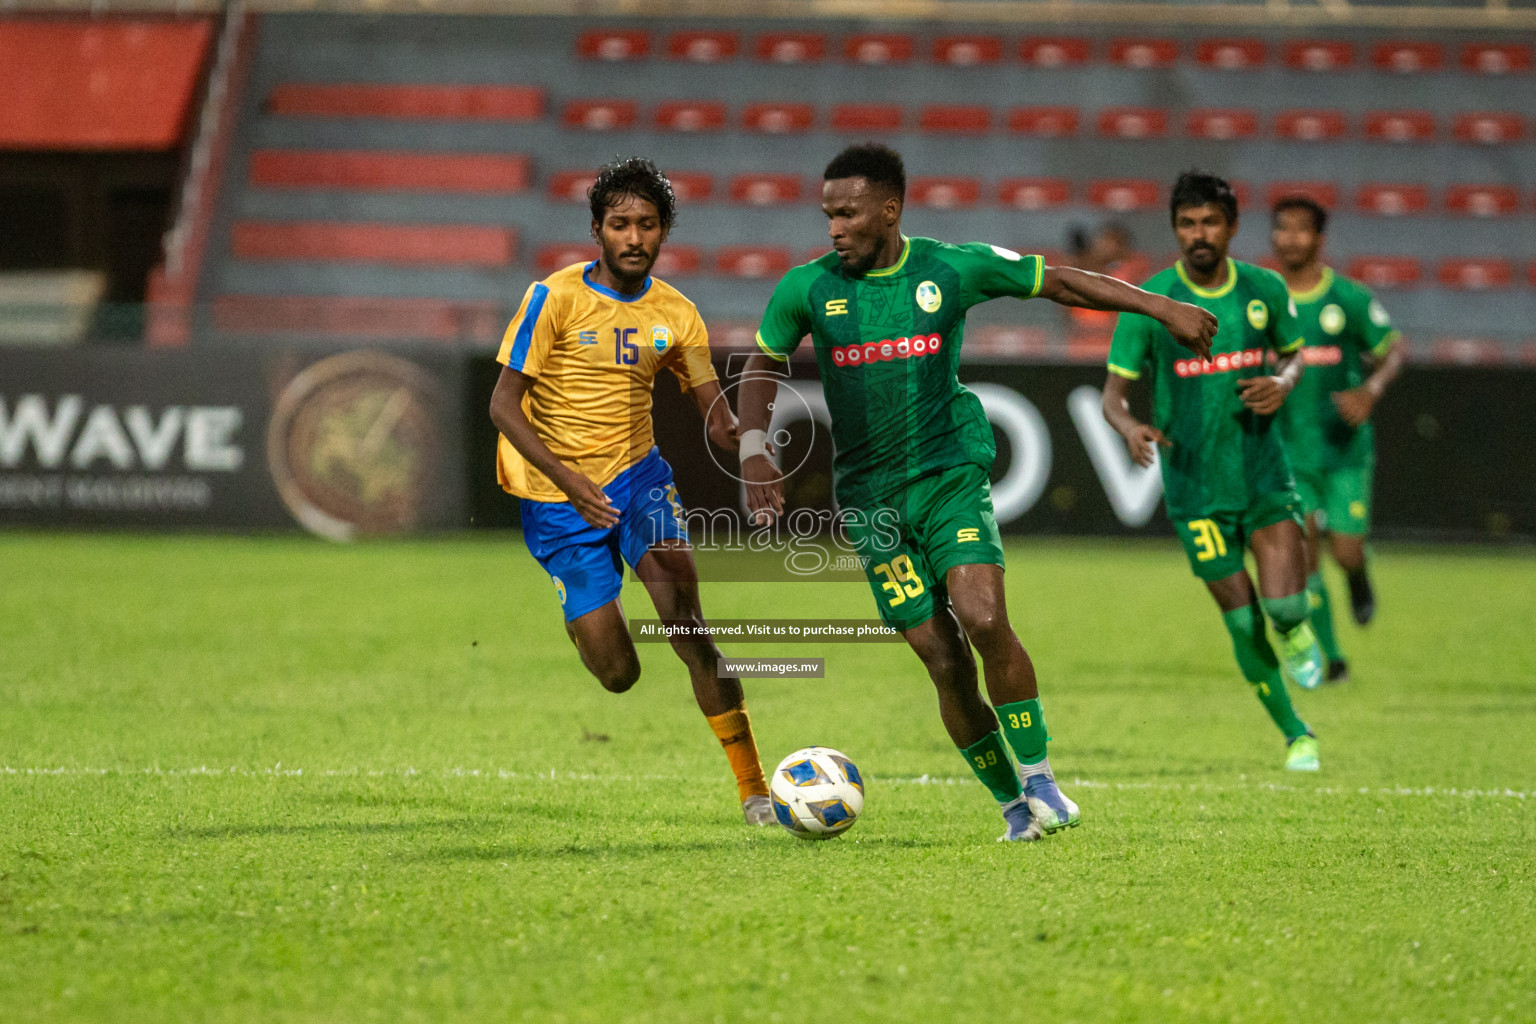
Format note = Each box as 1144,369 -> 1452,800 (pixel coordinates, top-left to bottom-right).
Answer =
829,333 -> 945,367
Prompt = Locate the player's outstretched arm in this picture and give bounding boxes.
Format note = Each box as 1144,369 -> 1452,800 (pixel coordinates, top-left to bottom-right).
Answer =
489,365 -> 619,528
1236,350 -> 1304,417
737,354 -> 785,525
1101,372 -> 1167,468
1038,266 -> 1216,361
690,380 -> 741,452
1334,342 -> 1405,426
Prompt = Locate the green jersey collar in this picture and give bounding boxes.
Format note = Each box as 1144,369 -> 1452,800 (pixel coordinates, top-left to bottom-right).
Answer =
1175,257 -> 1237,299
1287,266 -> 1334,305
864,236 -> 911,278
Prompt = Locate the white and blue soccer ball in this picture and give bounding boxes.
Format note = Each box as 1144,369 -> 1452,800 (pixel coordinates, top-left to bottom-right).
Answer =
769,746 -> 865,840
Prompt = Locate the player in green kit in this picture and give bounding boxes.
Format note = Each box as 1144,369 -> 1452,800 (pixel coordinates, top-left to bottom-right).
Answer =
1271,196 -> 1405,682
1101,171 -> 1324,772
737,144 -> 1218,841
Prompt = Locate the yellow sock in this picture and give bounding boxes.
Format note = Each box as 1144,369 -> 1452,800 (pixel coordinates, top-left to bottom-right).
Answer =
705,705 -> 769,801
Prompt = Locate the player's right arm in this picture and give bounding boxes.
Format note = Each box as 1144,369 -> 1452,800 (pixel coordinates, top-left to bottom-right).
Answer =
739,269 -> 813,524
1333,285 -> 1405,427
1101,312 -> 1167,467
490,281 -> 619,527
1038,266 -> 1216,361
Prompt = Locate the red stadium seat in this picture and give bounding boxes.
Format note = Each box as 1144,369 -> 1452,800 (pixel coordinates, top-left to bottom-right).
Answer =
1530,261 -> 1536,287
1363,111 -> 1436,143
1346,256 -> 1422,288
1357,184 -> 1431,216
1006,106 -> 1080,136
1098,107 -> 1168,139
1187,109 -> 1258,140
1265,181 -> 1340,209
1432,338 -> 1505,365
1089,179 -> 1161,212
1461,43 -> 1532,74
919,105 -> 991,134
652,245 -> 703,276
1438,258 -> 1515,290
666,30 -> 738,63
537,243 -> 596,273
212,296 -> 500,342
933,36 -> 1003,66
1108,38 -> 1179,68
908,177 -> 981,209
844,34 -> 913,65
742,103 -> 814,133
562,99 -> 637,131
1282,40 -> 1354,72
1018,37 -> 1090,67
1274,109 -> 1347,142
576,29 -> 649,61
653,101 -> 726,133
666,171 -> 714,203
718,246 -> 792,278
1372,41 -> 1444,73
267,84 -> 544,121
754,32 -> 826,63
1195,38 -> 1266,69
729,173 -> 802,206
1445,185 -> 1519,217
231,220 -> 515,266
547,170 -> 595,202
250,150 -> 532,193
998,178 -> 1072,210
831,103 -> 903,132
1453,112 -> 1524,144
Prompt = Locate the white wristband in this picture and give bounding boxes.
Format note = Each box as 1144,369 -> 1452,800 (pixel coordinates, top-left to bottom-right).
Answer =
739,428 -> 769,462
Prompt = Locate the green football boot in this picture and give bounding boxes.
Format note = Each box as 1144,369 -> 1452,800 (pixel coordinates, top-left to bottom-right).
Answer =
1277,622 -> 1324,691
1285,734 -> 1320,772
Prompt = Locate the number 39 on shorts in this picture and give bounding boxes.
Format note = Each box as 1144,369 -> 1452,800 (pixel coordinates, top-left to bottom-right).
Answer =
872,554 -> 925,607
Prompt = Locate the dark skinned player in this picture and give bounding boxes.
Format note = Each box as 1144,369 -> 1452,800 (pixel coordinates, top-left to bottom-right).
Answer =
1102,171 -> 1324,772
737,144 -> 1217,841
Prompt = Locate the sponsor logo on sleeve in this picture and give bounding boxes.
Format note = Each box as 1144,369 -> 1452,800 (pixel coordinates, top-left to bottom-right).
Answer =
1368,299 -> 1391,327
990,245 -> 1023,261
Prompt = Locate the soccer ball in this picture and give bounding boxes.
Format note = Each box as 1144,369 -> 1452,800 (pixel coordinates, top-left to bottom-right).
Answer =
769,746 -> 865,840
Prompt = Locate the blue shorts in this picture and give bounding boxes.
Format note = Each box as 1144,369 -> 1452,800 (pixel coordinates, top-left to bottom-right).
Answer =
519,447 -> 688,621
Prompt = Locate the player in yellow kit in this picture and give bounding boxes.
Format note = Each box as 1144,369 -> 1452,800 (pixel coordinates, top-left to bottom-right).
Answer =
489,157 -> 773,824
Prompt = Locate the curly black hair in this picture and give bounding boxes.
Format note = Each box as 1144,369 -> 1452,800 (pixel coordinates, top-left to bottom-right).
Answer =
823,142 -> 906,202
1169,169 -> 1238,226
588,156 -> 676,229
1271,194 -> 1329,234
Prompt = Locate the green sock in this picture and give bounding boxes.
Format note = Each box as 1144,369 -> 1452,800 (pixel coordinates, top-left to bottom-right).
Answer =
1306,571 -> 1344,662
959,729 -> 1024,805
1260,591 -> 1310,636
1221,604 -> 1309,740
995,698 -> 1050,766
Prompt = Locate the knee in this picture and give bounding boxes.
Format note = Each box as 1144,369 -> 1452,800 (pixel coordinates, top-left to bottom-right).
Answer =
593,654 -> 641,693
957,609 -> 1013,655
918,643 -> 975,690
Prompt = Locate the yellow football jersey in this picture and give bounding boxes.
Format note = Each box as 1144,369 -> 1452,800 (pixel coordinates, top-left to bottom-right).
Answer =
495,261 -> 718,502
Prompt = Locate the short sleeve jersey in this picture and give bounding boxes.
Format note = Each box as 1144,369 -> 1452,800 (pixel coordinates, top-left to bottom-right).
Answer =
1277,267 -> 1399,473
755,236 -> 1044,510
1107,258 -> 1305,518
495,261 -> 717,502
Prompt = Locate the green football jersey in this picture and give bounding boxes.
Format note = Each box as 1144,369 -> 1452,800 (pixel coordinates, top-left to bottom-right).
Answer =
755,236 -> 1044,510
1108,258 -> 1305,519
1277,266 -> 1399,473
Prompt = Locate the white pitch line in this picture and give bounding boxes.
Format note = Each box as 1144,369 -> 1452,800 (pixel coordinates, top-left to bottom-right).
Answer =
0,765 -> 1529,801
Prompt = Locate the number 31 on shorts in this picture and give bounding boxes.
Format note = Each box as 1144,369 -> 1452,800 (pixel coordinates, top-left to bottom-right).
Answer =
872,554 -> 925,607
1187,518 -> 1228,562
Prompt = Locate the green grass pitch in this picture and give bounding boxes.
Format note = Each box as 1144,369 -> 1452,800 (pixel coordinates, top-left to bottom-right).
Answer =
2,533 -> 1533,1023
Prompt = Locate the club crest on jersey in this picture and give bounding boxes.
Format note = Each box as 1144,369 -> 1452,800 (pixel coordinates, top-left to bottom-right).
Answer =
829,333 -> 944,367
1319,303 -> 1346,335
915,281 -> 942,313
651,326 -> 671,352
1246,300 -> 1269,330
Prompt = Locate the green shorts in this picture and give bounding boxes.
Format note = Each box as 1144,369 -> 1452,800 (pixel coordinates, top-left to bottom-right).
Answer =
1293,464 -> 1373,536
843,463 -> 1005,631
1172,489 -> 1304,582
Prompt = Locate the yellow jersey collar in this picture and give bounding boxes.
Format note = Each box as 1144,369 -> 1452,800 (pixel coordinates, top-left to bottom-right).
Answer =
1176,257 -> 1237,299
864,236 -> 911,278
1287,266 -> 1334,305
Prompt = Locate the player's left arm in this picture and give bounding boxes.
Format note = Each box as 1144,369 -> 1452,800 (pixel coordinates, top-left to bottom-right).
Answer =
1037,266 -> 1216,361
1334,292 -> 1406,426
1238,276 -> 1306,416
670,310 -> 739,451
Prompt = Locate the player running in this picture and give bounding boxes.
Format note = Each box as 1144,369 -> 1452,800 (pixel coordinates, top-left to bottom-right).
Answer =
738,144 -> 1217,841
489,157 -> 773,825
1101,171 -> 1324,772
1271,196 -> 1404,682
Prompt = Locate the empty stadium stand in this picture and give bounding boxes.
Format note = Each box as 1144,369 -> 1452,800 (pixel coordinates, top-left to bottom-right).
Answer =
188,13 -> 1536,356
